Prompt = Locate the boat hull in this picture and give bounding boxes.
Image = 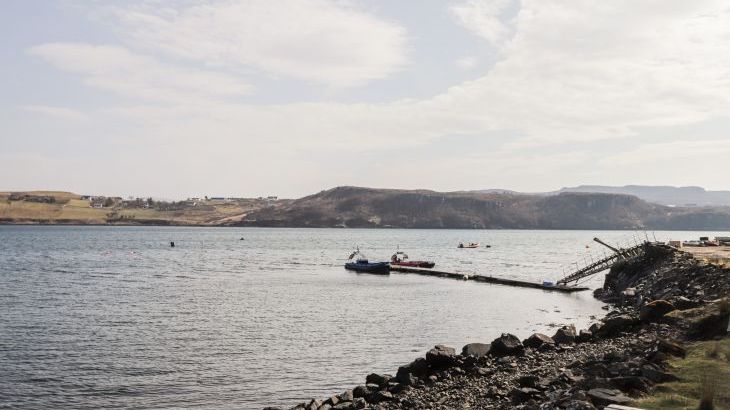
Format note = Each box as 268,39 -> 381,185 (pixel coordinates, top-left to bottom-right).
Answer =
345,261 -> 390,274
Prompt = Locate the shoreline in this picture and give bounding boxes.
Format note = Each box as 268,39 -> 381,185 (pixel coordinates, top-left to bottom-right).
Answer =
272,244 -> 730,410
2,221 -> 730,232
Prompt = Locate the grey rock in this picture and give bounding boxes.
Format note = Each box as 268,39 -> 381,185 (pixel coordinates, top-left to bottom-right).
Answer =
490,333 -> 524,357
426,344 -> 456,368
365,373 -> 391,387
639,300 -> 675,322
371,391 -> 394,403
587,388 -> 632,406
461,342 -> 491,358
553,325 -> 577,345
523,333 -> 555,349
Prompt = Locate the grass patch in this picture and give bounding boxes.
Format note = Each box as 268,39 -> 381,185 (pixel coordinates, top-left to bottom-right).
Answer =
635,338 -> 730,410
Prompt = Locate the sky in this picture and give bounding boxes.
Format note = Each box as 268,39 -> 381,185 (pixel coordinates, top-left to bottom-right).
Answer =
2,0 -> 730,199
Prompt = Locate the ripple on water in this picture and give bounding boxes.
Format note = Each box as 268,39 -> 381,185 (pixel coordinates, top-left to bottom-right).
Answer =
2,226 -> 700,409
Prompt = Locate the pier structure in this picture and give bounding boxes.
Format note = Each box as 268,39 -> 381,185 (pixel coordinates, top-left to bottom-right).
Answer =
388,265 -> 589,293
556,237 -> 648,286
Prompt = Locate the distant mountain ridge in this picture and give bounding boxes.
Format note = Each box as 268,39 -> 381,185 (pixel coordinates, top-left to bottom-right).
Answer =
473,185 -> 730,207
555,185 -> 730,207
238,186 -> 730,230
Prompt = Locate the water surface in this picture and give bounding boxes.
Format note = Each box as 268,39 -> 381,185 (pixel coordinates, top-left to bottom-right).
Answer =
0,227 -> 718,409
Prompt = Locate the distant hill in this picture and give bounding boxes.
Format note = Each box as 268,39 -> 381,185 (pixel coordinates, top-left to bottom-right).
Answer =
556,185 -> 730,207
236,186 -> 730,230
6,187 -> 730,229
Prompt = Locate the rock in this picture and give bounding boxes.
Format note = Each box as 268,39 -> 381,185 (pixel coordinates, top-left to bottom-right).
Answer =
609,376 -> 651,393
553,325 -> 577,345
490,333 -> 524,357
332,402 -> 353,410
396,357 -> 428,385
338,390 -> 354,402
688,311 -> 730,340
673,296 -> 701,310
596,314 -> 639,338
319,405 -> 332,410
577,329 -> 593,343
588,322 -> 603,334
641,364 -> 680,383
352,398 -> 366,409
639,300 -> 676,322
518,375 -> 539,388
371,391 -> 394,403
352,385 -> 371,399
564,400 -> 597,410
586,388 -> 632,406
657,338 -> 686,358
327,395 -> 340,406
523,333 -> 554,349
307,399 -> 323,410
426,344 -> 456,368
365,373 -> 391,387
461,342 -> 491,358
509,387 -> 540,404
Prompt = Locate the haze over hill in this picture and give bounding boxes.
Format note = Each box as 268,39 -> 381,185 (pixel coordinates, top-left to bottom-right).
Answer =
476,185 -> 730,208
556,185 -> 730,207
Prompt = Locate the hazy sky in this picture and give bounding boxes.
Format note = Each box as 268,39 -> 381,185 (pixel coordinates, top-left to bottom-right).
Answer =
2,0 -> 730,199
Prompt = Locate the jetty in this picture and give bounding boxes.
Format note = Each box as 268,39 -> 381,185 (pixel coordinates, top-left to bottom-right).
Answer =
557,237 -> 648,286
388,265 -> 589,293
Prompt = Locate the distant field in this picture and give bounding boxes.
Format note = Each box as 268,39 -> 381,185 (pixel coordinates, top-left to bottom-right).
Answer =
0,191 -> 284,225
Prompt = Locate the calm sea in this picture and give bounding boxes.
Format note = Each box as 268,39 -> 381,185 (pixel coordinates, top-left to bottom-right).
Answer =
0,227 -> 720,409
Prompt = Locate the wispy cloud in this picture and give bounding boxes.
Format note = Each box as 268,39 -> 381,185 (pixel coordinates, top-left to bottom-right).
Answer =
28,43 -> 253,102
21,104 -> 90,122
104,0 -> 409,88
450,0 -> 518,46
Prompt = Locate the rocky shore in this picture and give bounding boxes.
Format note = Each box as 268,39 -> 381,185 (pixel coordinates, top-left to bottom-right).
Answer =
270,244 -> 729,410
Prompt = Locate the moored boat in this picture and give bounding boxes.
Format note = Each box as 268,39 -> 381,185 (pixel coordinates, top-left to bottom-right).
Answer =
345,248 -> 390,274
390,250 -> 435,268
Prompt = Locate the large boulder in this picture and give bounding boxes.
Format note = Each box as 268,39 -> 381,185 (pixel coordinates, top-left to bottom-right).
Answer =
639,300 -> 676,322
596,314 -> 640,338
577,329 -> 593,343
395,358 -> 428,385
641,364 -> 680,383
586,388 -> 632,407
365,373 -> 391,387
490,333 -> 524,357
523,333 -> 554,349
461,343 -> 491,358
553,325 -> 577,345
426,344 -> 456,368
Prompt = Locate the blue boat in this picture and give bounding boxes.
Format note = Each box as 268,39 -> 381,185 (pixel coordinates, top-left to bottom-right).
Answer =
345,248 -> 390,274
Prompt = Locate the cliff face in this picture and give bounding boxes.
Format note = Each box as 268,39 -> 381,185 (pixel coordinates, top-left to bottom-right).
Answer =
236,186 -> 730,229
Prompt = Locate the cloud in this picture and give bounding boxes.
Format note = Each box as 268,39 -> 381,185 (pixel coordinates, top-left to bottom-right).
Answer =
21,105 -> 90,122
105,0 -> 409,88
19,1 -> 730,196
28,43 -> 252,102
450,0 -> 518,46
455,56 -> 478,70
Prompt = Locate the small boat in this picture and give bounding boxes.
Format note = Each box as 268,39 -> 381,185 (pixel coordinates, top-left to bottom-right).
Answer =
390,250 -> 435,269
345,248 -> 390,274
458,242 -> 480,249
